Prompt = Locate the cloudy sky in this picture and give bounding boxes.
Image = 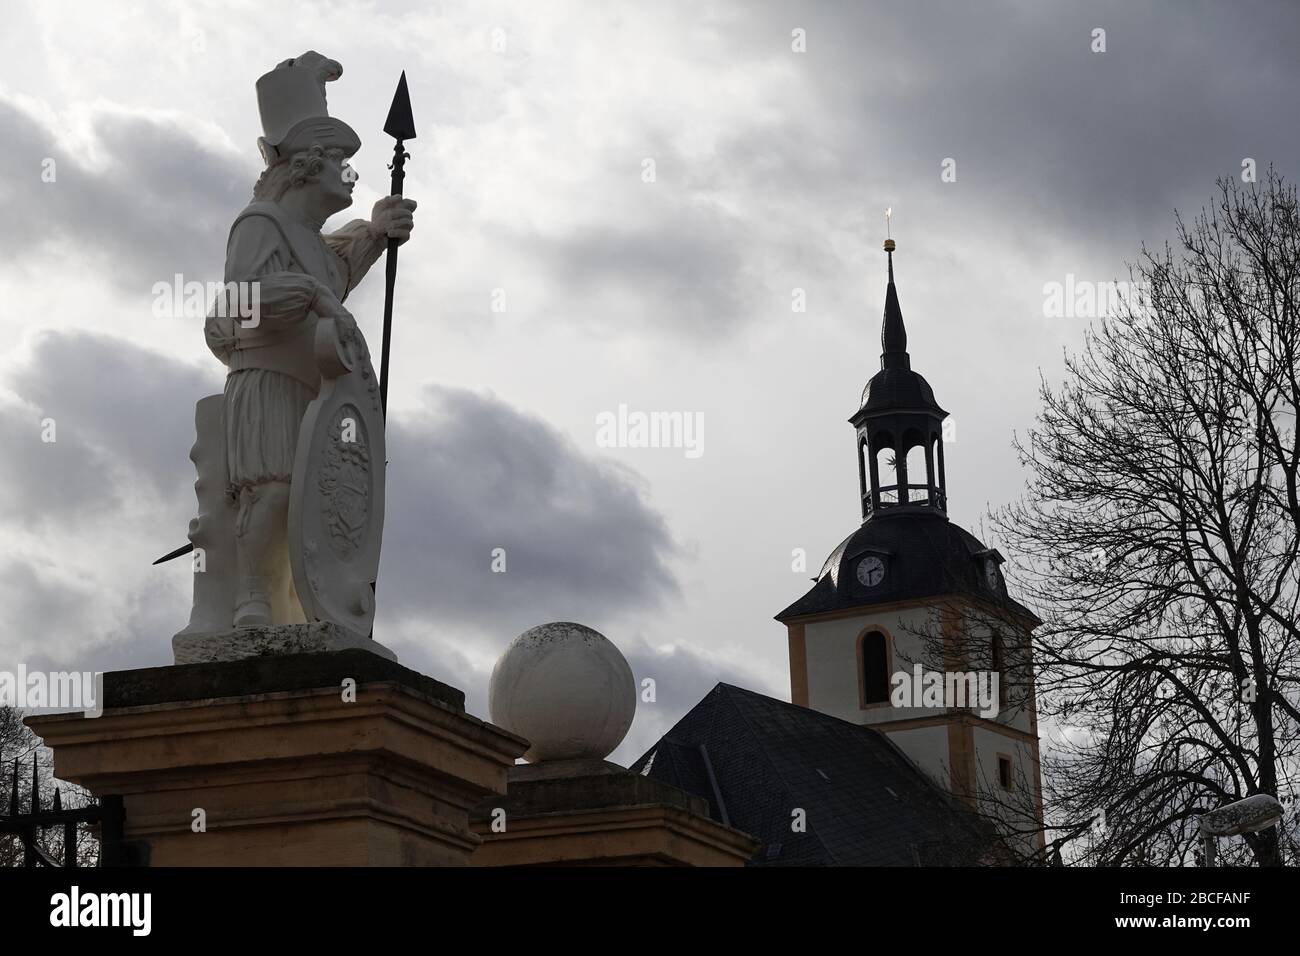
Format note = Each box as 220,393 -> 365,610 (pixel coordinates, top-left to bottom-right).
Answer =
1,0 -> 1297,763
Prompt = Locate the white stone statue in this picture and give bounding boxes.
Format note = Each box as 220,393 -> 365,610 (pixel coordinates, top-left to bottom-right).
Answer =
173,52 -> 416,662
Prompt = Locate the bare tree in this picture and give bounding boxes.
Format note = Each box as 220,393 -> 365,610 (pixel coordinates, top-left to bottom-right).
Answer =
987,171 -> 1300,866
0,706 -> 100,867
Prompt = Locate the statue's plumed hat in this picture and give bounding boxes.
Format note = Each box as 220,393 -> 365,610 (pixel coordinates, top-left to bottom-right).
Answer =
255,51 -> 361,166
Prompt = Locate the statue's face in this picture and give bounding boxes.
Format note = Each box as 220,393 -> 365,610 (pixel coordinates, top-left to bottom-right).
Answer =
316,147 -> 355,214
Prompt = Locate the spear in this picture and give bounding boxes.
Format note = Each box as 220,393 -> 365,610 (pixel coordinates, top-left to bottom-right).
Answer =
378,71 -> 416,418
367,72 -> 415,632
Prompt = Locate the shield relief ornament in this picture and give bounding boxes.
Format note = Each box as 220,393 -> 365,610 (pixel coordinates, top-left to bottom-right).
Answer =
289,315 -> 386,638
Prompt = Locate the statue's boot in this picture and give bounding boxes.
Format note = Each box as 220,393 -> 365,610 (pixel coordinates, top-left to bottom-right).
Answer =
234,576 -> 273,627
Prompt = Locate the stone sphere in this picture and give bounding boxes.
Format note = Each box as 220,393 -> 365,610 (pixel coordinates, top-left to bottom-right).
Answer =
489,622 -> 636,763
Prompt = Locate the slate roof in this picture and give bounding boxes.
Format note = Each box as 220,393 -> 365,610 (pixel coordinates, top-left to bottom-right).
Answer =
629,683 -> 1010,866
776,511 -> 1041,624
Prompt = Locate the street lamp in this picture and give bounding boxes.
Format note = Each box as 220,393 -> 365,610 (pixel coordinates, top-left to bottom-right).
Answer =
1198,794 -> 1285,866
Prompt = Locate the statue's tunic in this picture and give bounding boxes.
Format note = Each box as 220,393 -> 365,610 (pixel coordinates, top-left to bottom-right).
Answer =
205,201 -> 384,491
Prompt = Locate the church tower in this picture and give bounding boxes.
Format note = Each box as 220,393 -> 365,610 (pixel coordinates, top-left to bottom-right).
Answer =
776,238 -> 1045,854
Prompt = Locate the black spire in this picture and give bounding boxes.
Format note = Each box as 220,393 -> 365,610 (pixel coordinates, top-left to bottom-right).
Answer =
852,231 -> 950,521
881,240 -> 909,369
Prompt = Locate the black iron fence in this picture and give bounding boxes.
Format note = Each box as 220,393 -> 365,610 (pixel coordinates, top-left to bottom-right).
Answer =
0,754 -> 126,867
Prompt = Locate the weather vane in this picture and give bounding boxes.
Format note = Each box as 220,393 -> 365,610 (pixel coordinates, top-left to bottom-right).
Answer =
884,207 -> 895,252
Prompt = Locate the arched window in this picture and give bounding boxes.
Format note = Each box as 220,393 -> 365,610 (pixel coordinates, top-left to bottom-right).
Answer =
875,447 -> 897,504
933,434 -> 947,508
860,630 -> 890,706
905,443 -> 926,502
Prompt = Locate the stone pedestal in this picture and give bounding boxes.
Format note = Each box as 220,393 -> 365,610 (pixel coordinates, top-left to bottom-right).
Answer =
27,650 -> 528,866
173,620 -> 397,665
470,758 -> 758,866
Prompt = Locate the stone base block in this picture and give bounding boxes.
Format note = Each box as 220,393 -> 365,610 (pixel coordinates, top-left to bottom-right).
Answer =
27,651 -> 527,866
470,758 -> 757,866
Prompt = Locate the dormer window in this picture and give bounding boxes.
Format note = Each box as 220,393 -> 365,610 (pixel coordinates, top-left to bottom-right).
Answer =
975,548 -> 1005,594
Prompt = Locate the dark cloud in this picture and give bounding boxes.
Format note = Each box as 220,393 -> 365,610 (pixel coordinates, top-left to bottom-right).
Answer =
2,334 -> 679,674
506,187 -> 756,339
14,576 -> 182,676
495,1 -> 1300,342
725,1 -> 1300,249
386,632 -> 488,715
0,98 -> 251,295
0,561 -> 101,667
6,3 -> 1295,356
0,331 -> 218,531
0,397 -> 118,531
377,384 -> 680,637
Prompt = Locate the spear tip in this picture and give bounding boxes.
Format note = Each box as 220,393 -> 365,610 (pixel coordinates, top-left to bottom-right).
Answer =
383,70 -> 417,142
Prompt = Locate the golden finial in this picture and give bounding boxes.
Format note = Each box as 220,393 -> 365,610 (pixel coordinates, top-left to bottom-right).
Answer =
884,207 -> 895,252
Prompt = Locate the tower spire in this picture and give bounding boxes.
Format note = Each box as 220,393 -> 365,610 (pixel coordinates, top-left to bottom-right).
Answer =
851,214 -> 949,520
881,233 -> 908,370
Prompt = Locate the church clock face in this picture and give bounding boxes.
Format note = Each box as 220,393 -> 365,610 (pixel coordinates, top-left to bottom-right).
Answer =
856,556 -> 885,588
